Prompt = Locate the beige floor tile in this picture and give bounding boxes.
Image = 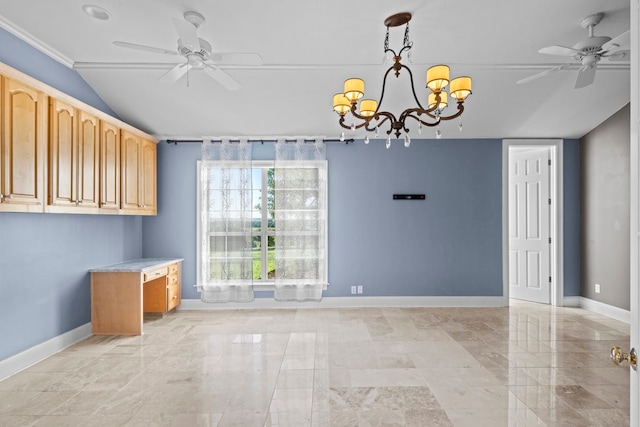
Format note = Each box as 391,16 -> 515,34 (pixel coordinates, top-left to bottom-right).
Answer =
349,368 -> 426,387
0,301 -> 631,425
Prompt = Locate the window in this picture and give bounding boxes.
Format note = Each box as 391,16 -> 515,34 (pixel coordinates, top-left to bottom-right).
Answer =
197,159 -> 327,290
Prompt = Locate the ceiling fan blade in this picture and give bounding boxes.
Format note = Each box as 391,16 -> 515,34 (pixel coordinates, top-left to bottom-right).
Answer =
208,52 -> 263,66
159,63 -> 191,83
605,49 -> 630,62
172,17 -> 200,51
113,41 -> 179,56
203,65 -> 241,91
575,64 -> 597,89
539,45 -> 581,57
516,64 -> 569,85
602,30 -> 630,53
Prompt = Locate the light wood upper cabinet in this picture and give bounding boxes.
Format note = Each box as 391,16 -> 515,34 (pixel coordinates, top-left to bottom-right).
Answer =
0,62 -> 158,216
78,110 -> 100,208
47,99 -> 100,213
0,76 -> 47,212
121,130 -> 157,215
140,137 -> 157,214
100,120 -> 120,211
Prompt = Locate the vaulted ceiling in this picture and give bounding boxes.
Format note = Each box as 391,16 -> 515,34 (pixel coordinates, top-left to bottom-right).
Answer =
0,0 -> 631,140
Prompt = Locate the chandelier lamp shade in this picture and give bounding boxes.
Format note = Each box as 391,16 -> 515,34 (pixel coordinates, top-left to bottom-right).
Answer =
332,12 -> 472,147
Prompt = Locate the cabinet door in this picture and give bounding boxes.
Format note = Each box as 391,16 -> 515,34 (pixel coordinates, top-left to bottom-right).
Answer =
0,77 -> 46,212
77,110 -> 99,208
140,138 -> 157,214
48,98 -> 77,208
121,130 -> 141,211
121,132 -> 157,215
100,120 -> 120,210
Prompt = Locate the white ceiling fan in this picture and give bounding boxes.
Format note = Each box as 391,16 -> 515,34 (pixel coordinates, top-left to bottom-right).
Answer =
113,11 -> 262,90
517,12 -> 629,89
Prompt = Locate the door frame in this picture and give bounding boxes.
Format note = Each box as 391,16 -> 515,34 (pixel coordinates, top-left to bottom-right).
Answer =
629,0 -> 638,423
502,139 -> 564,307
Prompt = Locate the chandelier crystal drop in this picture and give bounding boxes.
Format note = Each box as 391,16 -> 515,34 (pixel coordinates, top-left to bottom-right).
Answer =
332,12 -> 472,147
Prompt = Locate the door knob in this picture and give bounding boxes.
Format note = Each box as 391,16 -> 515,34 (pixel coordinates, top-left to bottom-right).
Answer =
611,347 -> 637,370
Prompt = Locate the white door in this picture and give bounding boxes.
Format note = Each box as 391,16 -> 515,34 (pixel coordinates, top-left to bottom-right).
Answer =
509,147 -> 551,304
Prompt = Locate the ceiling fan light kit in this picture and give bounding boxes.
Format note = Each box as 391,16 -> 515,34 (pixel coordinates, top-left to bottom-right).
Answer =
332,12 -> 472,147
112,11 -> 262,90
518,12 -> 630,89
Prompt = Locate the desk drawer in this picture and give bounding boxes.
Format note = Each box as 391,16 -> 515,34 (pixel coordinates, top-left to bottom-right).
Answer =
167,283 -> 180,311
169,263 -> 180,275
167,274 -> 180,286
143,267 -> 168,282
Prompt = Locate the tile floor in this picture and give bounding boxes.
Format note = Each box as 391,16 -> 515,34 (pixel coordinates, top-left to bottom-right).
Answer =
0,300 -> 631,426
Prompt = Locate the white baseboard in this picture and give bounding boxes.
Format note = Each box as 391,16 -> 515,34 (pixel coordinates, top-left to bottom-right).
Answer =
562,296 -> 581,307
579,297 -> 630,324
0,322 -> 92,381
179,296 -> 505,310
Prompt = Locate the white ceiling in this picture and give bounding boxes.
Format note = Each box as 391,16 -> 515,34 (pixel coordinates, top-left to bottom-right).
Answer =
0,0 -> 631,141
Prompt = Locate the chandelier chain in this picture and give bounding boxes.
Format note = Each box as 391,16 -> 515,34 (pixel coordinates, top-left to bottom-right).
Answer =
403,22 -> 411,49
384,27 -> 390,53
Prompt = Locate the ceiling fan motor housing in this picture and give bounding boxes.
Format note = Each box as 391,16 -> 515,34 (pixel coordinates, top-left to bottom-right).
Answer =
178,38 -> 212,58
573,36 -> 612,57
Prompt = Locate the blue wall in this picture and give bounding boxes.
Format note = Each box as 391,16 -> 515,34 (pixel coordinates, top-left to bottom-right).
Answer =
0,28 -> 141,361
563,139 -> 581,296
0,215 -> 141,360
327,139 -> 503,296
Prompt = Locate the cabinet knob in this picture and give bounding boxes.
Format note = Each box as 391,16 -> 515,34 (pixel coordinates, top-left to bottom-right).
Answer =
5,194 -> 12,199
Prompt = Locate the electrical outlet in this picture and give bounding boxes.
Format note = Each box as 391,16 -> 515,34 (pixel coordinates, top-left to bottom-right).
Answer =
595,283 -> 601,293
357,285 -> 363,294
351,286 -> 357,295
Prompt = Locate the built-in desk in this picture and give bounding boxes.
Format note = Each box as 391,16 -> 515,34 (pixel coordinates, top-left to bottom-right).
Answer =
90,258 -> 183,335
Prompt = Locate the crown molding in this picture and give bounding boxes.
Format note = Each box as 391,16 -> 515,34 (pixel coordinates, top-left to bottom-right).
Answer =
0,15 -> 74,68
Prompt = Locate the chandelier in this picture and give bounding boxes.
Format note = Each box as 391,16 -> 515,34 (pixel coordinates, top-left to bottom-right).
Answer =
332,12 -> 472,148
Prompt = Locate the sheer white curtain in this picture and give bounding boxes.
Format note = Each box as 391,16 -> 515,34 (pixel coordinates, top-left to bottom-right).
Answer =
198,138 -> 254,302
274,138 -> 328,301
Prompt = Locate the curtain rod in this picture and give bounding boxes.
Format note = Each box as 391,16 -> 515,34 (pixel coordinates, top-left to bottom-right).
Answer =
165,138 -> 355,145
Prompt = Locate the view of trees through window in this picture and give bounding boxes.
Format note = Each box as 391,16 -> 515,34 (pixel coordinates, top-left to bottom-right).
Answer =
252,167 -> 275,280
